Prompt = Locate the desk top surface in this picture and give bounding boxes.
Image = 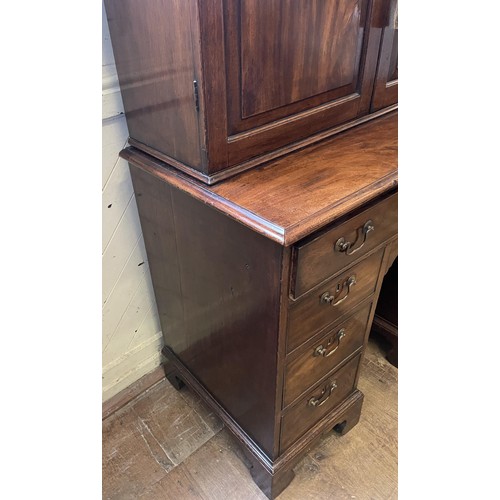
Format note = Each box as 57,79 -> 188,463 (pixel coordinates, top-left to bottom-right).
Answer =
122,112 -> 398,246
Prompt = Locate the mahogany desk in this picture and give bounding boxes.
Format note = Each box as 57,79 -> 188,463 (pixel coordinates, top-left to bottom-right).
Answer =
121,112 -> 398,498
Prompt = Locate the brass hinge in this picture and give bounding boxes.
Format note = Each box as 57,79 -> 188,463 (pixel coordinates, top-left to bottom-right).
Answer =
193,80 -> 200,112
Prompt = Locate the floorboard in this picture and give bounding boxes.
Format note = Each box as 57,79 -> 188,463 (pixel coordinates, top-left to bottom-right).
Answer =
103,337 -> 397,499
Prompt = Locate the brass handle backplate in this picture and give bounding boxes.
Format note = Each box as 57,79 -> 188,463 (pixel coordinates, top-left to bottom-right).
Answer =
335,220 -> 375,256
321,275 -> 356,307
314,328 -> 346,358
308,380 -> 337,407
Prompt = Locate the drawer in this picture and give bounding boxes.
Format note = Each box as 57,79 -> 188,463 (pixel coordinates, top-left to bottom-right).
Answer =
280,354 -> 360,453
292,192 -> 397,298
283,302 -> 372,407
287,248 -> 383,351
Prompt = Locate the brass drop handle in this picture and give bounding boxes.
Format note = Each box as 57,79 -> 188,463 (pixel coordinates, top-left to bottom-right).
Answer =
321,275 -> 356,307
335,220 -> 375,256
308,380 -> 337,407
314,328 -> 346,357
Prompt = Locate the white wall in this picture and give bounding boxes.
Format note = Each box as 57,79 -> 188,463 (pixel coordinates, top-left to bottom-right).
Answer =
102,3 -> 163,402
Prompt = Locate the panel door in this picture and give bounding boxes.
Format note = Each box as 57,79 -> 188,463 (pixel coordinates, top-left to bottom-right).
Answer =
199,0 -> 383,174
371,0 -> 398,111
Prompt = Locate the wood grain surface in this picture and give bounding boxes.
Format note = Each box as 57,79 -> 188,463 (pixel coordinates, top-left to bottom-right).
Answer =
103,337 -> 397,499
106,0 -> 397,182
102,365 -> 165,420
121,112 -> 397,246
205,0 -> 385,172
280,354 -> 361,453
213,113 -> 398,244
371,0 -> 398,111
105,0 -> 204,168
287,249 -> 384,346
283,302 -> 372,407
292,192 -> 397,298
130,164 -> 284,458
239,0 -> 363,118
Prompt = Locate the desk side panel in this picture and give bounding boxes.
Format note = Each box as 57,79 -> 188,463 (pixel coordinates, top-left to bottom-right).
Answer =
129,163 -> 283,458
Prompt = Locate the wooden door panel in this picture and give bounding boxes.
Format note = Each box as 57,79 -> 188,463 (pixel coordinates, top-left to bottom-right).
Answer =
225,0 -> 372,135
200,0 -> 384,176
371,0 -> 398,111
240,0 -> 363,118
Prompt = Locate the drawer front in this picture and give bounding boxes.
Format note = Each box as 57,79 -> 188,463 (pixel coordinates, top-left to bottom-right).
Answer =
280,354 -> 360,453
287,249 -> 383,351
283,302 -> 372,407
293,193 -> 397,298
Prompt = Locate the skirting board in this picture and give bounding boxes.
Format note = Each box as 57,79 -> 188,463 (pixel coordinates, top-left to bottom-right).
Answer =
102,364 -> 165,420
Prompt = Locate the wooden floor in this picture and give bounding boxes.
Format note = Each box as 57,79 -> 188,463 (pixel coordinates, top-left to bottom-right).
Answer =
103,337 -> 398,499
